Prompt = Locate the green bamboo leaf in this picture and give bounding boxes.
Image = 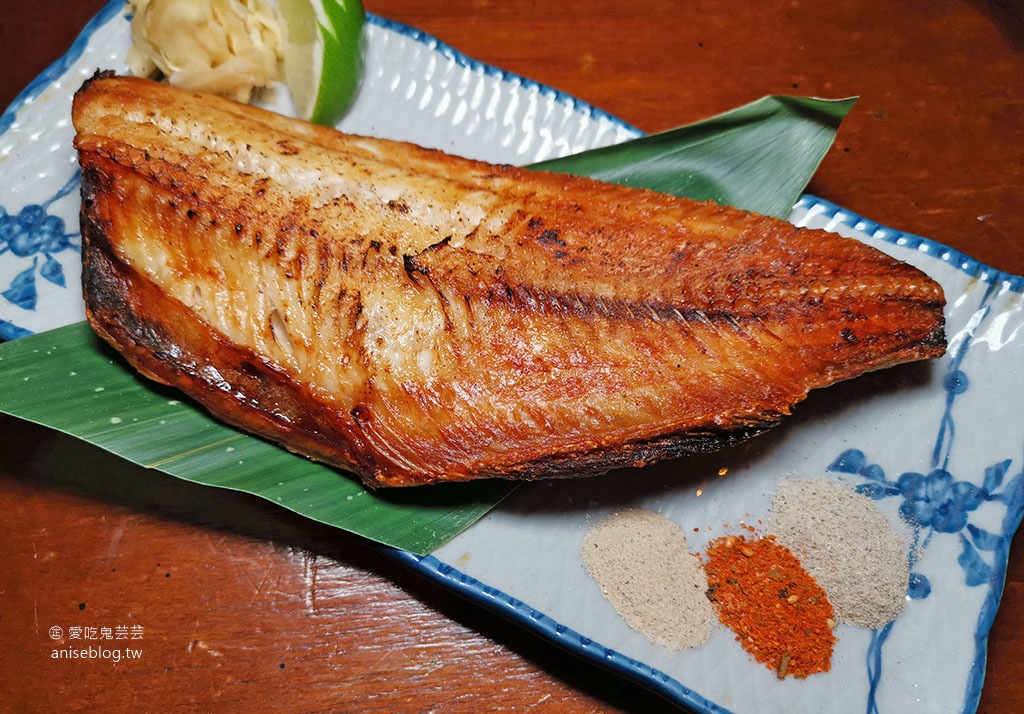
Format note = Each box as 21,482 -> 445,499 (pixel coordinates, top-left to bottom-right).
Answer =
535,95 -> 857,218
0,322 -> 514,555
0,94 -> 854,553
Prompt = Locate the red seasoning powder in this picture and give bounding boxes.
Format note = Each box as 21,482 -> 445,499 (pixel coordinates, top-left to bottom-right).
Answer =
703,534 -> 836,679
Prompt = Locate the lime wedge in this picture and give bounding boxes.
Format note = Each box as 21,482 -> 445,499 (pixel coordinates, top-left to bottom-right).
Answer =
277,0 -> 365,125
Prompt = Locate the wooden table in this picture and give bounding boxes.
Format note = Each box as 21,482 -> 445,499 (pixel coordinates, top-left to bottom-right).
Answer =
2,1 -> 1022,711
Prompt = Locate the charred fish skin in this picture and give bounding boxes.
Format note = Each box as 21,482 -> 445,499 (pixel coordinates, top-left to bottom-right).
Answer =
72,74 -> 945,488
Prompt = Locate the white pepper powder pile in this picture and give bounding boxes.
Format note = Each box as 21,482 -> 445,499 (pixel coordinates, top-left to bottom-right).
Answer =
768,478 -> 910,629
581,509 -> 713,650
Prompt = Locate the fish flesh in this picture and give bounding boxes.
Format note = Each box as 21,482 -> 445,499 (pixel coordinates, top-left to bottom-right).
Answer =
72,74 -> 946,487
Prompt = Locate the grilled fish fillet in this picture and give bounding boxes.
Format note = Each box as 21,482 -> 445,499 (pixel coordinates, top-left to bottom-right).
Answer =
72,74 -> 945,487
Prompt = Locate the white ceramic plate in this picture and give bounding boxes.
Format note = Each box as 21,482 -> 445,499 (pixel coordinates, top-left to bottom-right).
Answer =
3,3 -> 1022,713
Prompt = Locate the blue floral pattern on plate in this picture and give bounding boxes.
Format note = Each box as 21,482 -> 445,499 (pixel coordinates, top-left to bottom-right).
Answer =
1,176 -> 80,312
817,273 -> 1024,714
3,3 -> 1023,714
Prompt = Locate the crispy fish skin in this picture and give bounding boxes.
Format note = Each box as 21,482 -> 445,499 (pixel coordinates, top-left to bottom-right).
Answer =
72,74 -> 945,487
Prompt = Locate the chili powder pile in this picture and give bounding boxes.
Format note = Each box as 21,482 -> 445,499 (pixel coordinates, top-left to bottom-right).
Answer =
703,534 -> 836,679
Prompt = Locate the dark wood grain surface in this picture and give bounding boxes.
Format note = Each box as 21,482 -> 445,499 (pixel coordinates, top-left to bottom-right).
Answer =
2,1 -> 1022,712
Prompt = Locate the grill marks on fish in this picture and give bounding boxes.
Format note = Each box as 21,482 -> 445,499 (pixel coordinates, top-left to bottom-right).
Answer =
72,75 -> 945,487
